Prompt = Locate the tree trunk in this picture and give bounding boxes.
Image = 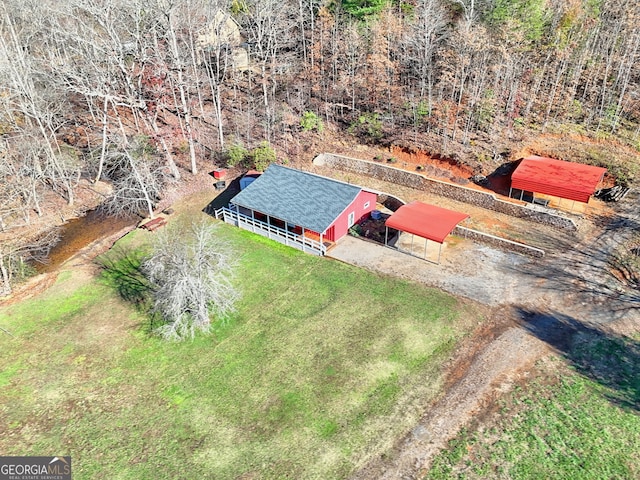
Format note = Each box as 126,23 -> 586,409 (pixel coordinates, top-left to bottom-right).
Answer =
0,255 -> 12,296
95,97 -> 109,183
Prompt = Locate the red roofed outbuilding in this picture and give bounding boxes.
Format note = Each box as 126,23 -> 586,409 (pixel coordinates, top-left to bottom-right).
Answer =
510,156 -> 606,204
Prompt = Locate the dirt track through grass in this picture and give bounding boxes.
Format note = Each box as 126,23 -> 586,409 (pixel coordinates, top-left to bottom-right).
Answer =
352,325 -> 549,479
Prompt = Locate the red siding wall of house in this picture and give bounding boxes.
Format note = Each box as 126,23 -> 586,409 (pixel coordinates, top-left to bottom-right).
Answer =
325,190 -> 377,241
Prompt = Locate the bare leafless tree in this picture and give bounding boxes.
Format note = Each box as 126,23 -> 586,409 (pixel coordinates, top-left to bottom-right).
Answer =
100,136 -> 168,219
0,3 -> 81,206
0,228 -> 60,296
0,141 -> 44,229
405,0 -> 448,105
241,0 -> 296,141
142,220 -> 239,341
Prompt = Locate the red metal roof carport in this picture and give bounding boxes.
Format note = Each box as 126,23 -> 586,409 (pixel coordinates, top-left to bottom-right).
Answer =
384,201 -> 469,263
510,156 -> 607,206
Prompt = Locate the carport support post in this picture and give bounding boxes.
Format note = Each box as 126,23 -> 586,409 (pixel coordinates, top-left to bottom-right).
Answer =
509,187 -> 513,199
385,227 -> 389,246
424,237 -> 428,260
520,189 -> 524,201
438,243 -> 442,264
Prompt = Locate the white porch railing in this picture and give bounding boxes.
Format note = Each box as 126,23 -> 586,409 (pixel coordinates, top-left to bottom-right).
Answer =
214,207 -> 326,256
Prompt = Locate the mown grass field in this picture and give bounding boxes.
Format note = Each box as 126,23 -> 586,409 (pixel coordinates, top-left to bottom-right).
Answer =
427,336 -> 640,480
0,216 -> 481,479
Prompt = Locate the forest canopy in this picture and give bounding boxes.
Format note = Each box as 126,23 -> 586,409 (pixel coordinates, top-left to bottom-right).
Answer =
0,0 -> 638,235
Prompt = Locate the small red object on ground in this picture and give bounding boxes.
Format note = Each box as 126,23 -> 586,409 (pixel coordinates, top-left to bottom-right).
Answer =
213,169 -> 227,179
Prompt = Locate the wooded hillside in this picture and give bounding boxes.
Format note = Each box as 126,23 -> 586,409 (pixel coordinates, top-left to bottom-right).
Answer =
0,0 -> 638,231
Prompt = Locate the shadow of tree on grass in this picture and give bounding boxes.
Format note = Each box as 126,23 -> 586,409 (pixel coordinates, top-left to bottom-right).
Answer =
517,308 -> 640,411
97,245 -> 151,305
96,245 -> 162,333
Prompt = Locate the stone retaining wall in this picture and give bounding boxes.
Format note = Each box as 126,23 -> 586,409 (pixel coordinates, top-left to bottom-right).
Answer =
453,226 -> 545,258
314,153 -> 577,231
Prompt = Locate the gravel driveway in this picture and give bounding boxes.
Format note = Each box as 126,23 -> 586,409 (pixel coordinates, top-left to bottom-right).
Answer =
328,236 -> 541,307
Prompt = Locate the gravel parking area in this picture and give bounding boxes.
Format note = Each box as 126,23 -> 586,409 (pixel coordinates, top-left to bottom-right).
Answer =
328,236 -> 540,307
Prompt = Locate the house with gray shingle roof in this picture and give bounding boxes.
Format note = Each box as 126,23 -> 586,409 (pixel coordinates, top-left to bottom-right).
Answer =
219,165 -> 377,255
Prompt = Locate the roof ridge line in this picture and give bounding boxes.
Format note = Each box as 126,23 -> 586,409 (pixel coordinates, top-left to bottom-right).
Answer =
270,164 -> 365,191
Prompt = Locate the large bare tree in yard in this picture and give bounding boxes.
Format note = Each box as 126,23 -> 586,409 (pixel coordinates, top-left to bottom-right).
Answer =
142,220 -> 239,341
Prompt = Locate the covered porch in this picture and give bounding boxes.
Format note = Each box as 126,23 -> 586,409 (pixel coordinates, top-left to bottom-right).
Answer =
215,206 -> 330,255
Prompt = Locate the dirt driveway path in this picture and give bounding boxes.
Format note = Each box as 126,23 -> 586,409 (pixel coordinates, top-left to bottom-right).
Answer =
351,323 -> 549,480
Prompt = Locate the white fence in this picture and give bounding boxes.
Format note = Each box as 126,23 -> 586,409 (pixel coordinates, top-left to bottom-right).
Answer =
215,207 -> 326,256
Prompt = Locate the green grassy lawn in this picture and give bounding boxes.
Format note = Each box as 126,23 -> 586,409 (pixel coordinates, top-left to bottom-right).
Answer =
0,222 -> 481,479
426,354 -> 640,480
